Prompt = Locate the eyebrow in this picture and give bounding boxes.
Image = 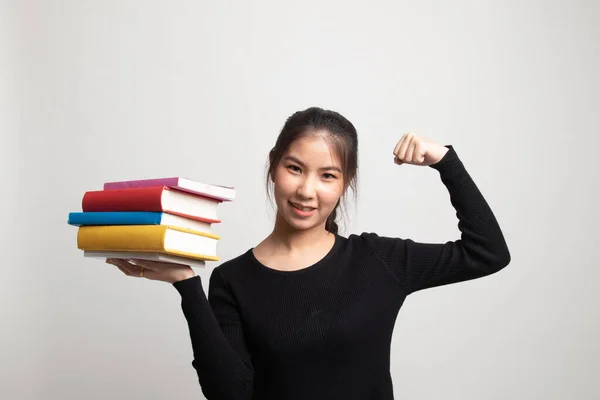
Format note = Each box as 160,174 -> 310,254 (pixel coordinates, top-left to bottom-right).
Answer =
282,155 -> 342,173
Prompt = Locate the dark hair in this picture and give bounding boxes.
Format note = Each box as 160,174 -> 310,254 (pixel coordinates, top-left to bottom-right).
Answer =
266,106 -> 359,234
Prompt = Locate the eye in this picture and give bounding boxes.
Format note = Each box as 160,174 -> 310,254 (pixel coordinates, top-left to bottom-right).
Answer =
322,173 -> 337,180
286,165 -> 301,173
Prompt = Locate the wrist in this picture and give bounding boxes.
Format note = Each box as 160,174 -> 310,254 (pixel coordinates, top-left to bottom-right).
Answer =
430,145 -> 449,165
170,269 -> 196,284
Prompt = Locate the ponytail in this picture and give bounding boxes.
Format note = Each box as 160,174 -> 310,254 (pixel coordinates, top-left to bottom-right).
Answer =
325,202 -> 340,235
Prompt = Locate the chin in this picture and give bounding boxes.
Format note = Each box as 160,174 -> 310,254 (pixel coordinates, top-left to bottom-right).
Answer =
284,217 -> 315,231
279,211 -> 323,231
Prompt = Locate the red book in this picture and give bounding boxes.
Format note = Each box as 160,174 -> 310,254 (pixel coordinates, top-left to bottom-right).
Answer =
81,186 -> 221,223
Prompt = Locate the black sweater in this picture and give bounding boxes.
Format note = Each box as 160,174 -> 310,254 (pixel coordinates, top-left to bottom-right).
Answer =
173,145 -> 511,400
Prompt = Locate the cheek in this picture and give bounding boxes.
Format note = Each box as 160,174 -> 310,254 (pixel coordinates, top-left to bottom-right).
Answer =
273,173 -> 294,200
319,185 -> 344,207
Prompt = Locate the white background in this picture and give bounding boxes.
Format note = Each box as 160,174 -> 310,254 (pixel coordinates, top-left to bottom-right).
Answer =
2,0 -> 599,398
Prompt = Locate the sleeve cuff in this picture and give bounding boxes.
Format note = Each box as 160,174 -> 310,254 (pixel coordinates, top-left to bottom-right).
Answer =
429,145 -> 462,172
172,275 -> 205,300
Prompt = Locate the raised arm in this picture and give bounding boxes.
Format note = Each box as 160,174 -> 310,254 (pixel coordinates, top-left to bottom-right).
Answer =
173,268 -> 254,399
361,136 -> 510,295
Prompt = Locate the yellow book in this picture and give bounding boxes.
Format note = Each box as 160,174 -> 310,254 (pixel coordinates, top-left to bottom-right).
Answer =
77,225 -> 220,262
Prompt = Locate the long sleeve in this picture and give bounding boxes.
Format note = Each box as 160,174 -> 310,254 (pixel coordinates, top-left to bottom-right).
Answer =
361,145 -> 511,295
173,268 -> 254,399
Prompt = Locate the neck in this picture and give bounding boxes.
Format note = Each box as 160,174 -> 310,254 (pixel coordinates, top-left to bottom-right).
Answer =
268,214 -> 332,253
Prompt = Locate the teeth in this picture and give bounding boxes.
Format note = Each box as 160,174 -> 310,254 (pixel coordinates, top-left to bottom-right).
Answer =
293,203 -> 314,211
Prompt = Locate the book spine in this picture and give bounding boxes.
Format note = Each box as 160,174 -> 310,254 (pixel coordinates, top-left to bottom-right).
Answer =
77,225 -> 167,251
68,211 -> 163,226
82,187 -> 165,212
103,178 -> 177,190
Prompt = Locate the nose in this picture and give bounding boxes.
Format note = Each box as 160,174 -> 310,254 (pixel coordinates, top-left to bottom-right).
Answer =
296,175 -> 316,199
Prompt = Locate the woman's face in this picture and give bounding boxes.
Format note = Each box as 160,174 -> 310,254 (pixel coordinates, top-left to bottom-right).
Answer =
272,133 -> 345,232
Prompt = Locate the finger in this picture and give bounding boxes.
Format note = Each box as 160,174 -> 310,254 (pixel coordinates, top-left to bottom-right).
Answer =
127,260 -> 166,280
115,259 -> 135,275
112,258 -> 143,277
107,258 -> 132,276
128,259 -> 151,269
413,138 -> 425,164
393,133 -> 407,156
398,132 -> 414,161
106,258 -> 125,271
394,133 -> 409,165
406,135 -> 417,162
129,259 -> 171,271
115,264 -> 130,276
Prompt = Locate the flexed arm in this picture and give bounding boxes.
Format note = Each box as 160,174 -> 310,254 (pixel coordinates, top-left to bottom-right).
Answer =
362,133 -> 511,294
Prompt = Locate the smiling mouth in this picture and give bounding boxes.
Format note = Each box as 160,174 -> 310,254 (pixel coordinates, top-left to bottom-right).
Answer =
289,202 -> 317,211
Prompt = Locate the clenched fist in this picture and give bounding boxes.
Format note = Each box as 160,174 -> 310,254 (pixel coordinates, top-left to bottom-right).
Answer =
393,132 -> 448,167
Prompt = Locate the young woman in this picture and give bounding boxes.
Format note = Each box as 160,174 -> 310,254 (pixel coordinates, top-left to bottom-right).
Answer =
107,107 -> 511,400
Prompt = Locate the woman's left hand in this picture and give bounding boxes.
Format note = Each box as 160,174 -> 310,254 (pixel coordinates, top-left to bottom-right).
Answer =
106,258 -> 195,284
393,132 -> 448,167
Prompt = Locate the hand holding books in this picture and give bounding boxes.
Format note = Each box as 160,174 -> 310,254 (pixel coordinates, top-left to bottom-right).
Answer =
106,258 -> 196,283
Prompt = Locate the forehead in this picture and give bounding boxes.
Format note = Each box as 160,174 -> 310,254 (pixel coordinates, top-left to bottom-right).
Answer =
284,134 -> 341,167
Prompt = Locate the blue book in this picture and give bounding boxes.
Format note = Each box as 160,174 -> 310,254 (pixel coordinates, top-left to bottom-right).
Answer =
67,211 -> 212,232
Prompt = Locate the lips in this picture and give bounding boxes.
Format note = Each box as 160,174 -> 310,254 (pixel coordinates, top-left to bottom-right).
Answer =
290,202 -> 317,211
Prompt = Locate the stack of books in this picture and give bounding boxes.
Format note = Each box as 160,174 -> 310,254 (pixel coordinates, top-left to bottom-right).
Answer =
68,177 -> 235,267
